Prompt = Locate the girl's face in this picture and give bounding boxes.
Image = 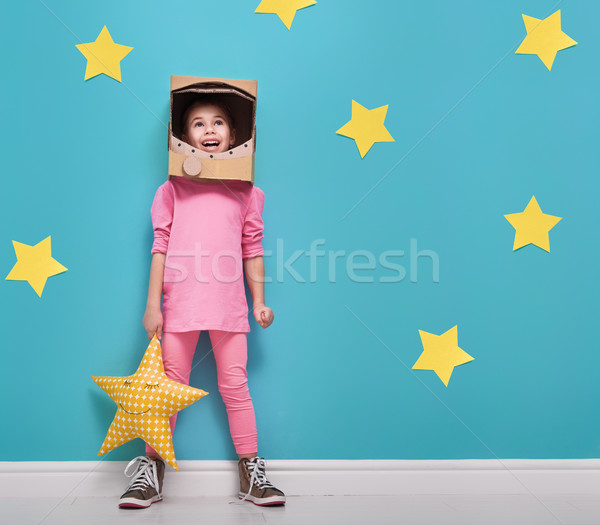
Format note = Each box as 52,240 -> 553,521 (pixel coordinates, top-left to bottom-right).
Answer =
182,103 -> 236,153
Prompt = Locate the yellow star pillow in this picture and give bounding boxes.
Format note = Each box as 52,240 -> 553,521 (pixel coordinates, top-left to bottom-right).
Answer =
92,335 -> 208,470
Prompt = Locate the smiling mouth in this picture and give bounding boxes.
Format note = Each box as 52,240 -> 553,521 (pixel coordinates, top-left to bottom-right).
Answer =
119,404 -> 151,415
201,139 -> 221,151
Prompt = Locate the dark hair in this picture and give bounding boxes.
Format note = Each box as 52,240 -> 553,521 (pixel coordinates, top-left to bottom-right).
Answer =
181,97 -> 236,135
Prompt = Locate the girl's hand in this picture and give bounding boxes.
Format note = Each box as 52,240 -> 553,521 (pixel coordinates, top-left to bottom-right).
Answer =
253,303 -> 274,329
143,307 -> 163,340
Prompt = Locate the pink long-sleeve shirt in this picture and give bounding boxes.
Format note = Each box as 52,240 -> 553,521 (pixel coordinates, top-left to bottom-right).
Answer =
151,176 -> 265,333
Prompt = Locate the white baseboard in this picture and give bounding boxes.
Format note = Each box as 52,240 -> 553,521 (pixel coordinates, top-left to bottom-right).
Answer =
1,459 -> 599,498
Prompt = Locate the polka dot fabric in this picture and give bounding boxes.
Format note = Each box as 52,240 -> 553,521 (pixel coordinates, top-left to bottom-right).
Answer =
92,335 -> 208,470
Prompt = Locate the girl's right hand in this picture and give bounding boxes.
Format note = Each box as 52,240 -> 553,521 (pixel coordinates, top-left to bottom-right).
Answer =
143,307 -> 163,340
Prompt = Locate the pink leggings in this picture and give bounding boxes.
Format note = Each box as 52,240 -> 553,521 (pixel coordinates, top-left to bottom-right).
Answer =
145,330 -> 257,457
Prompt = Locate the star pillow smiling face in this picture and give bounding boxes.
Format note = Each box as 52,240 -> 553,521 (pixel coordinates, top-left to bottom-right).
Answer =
116,376 -> 162,416
181,102 -> 236,153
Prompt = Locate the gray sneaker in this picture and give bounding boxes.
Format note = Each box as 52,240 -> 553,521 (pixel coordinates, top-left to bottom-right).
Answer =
238,456 -> 286,506
118,455 -> 165,508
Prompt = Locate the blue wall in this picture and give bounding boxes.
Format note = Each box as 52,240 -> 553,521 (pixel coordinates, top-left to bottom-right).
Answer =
1,0 -> 598,461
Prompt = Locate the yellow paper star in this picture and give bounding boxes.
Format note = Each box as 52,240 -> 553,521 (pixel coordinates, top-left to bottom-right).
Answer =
413,326 -> 474,387
255,0 -> 317,30
504,196 -> 562,252
336,100 -> 394,158
92,336 -> 208,470
75,26 -> 133,81
5,236 -> 67,297
515,10 -> 577,71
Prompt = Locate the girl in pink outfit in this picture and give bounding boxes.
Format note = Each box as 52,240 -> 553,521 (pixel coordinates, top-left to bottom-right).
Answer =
118,98 -> 286,509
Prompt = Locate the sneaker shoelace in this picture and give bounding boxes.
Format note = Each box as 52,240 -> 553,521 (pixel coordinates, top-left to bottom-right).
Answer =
123,456 -> 161,498
232,457 -> 275,505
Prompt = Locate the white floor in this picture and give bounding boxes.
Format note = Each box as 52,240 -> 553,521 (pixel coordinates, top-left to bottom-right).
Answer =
3,494 -> 599,525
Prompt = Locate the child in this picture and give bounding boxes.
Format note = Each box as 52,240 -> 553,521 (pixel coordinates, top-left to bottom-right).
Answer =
118,96 -> 286,508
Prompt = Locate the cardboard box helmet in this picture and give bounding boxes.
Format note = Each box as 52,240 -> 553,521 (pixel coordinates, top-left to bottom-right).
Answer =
168,75 -> 257,183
